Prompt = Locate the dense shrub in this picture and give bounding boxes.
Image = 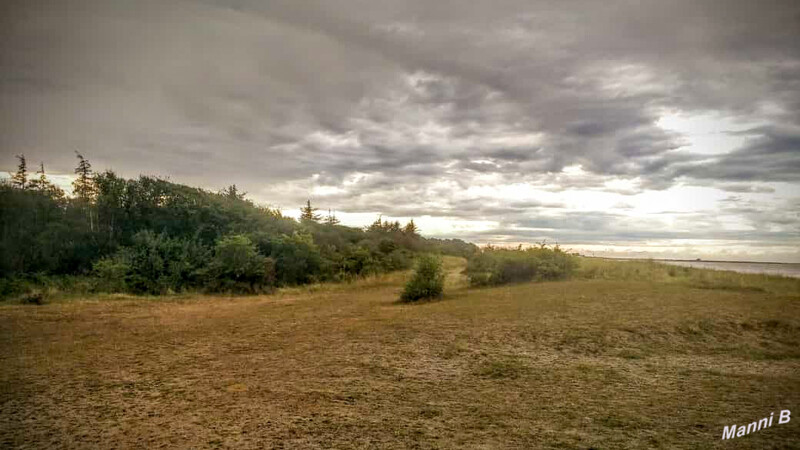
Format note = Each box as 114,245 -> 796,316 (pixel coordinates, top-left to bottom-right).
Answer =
427,238 -> 479,259
0,274 -> 93,300
93,255 -> 131,292
378,238 -> 398,254
401,254 -> 446,302
338,245 -> 379,279
94,230 -> 209,294
383,249 -> 413,271
264,232 -> 324,286
464,245 -> 578,286
204,234 -> 275,294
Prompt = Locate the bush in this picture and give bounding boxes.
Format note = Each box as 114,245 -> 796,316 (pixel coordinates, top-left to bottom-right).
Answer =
93,255 -> 131,292
94,230 -> 209,294
0,276 -> 31,300
205,234 -> 275,294
401,254 -> 445,302
19,290 -> 47,305
262,232 -> 324,286
464,245 -> 578,286
378,238 -> 398,254
383,249 -> 413,271
339,245 -> 378,279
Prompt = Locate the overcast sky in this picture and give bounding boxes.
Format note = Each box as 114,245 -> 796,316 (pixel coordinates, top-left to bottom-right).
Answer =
2,0 -> 799,261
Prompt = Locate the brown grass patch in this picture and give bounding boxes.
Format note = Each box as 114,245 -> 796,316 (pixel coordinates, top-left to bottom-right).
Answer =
1,258 -> 799,448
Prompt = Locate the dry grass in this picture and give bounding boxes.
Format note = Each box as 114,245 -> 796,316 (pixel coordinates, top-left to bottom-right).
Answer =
1,257 -> 799,448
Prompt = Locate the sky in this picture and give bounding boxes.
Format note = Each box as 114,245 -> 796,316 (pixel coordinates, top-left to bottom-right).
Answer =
1,0 -> 799,262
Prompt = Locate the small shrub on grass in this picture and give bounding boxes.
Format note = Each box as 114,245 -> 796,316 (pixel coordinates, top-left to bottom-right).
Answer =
19,290 -> 47,305
401,254 -> 445,302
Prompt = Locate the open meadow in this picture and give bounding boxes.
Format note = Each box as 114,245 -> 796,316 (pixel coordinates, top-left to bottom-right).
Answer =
1,258 -> 799,449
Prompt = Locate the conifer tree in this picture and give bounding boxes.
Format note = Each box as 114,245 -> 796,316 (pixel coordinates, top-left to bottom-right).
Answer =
404,219 -> 418,235
221,184 -> 246,200
29,163 -> 47,191
324,209 -> 340,225
368,215 -> 384,232
300,199 -> 321,222
72,152 -> 97,232
26,162 -> 66,202
72,152 -> 95,201
10,154 -> 28,189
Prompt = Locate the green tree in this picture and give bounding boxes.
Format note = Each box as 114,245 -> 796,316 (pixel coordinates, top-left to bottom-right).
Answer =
300,199 -> 321,222
72,152 -> 95,201
367,215 -> 384,232
221,184 -> 246,200
404,219 -> 418,235
268,231 -> 323,285
103,230 -> 209,294
28,163 -> 66,202
94,170 -> 128,241
28,163 -> 47,191
206,234 -> 274,293
0,182 -> 71,274
401,254 -> 445,302
10,155 -> 28,189
324,209 -> 340,225
71,152 -> 98,233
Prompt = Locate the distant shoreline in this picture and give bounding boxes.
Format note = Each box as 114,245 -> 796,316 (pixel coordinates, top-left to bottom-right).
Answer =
581,256 -> 800,266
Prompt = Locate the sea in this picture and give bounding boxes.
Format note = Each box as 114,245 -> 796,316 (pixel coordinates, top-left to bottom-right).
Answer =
658,260 -> 800,279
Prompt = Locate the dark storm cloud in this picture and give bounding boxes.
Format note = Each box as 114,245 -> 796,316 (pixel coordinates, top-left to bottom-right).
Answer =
1,0 -> 799,253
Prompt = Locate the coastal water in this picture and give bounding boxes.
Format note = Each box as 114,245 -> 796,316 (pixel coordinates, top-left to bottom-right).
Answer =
660,260 -> 800,279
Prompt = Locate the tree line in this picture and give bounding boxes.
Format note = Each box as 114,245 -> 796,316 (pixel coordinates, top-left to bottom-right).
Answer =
1,154 -> 477,298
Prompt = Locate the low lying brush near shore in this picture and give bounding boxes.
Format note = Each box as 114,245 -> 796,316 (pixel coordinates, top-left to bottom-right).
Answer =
464,244 -> 578,286
4,252 -> 799,305
575,257 -> 800,295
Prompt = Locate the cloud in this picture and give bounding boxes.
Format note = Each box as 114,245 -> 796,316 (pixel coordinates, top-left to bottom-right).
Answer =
1,0 -> 799,259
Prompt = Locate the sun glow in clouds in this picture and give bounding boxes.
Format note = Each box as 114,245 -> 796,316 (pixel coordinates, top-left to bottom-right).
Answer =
655,111 -> 763,155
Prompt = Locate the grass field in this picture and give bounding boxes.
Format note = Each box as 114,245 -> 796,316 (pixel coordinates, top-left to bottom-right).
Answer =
1,257 -> 799,448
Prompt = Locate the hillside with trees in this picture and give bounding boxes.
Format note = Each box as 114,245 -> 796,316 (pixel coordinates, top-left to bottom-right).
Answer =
0,154 -> 477,297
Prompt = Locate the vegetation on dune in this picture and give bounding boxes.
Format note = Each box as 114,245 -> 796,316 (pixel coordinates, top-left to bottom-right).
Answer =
0,154 -> 477,299
575,257 -> 800,295
4,153 -> 796,303
464,243 -> 579,286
